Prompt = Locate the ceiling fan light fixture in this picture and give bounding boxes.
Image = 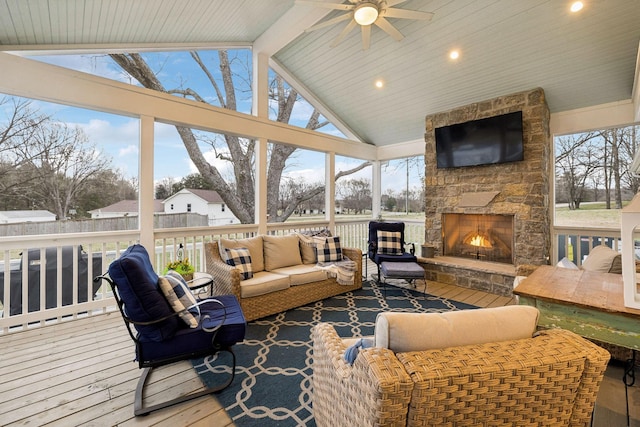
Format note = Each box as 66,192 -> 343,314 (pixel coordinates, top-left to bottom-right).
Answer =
354,3 -> 379,26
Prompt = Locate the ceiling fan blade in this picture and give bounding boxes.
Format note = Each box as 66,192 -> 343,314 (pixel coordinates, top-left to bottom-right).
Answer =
295,0 -> 354,11
361,25 -> 371,50
382,8 -> 434,21
306,13 -> 352,32
385,0 -> 408,7
374,17 -> 404,41
330,19 -> 358,47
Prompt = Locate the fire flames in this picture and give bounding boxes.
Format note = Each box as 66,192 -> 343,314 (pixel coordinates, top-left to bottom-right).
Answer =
466,233 -> 493,248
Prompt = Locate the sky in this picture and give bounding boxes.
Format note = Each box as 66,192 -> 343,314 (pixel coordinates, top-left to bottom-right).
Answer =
7,50 -> 424,194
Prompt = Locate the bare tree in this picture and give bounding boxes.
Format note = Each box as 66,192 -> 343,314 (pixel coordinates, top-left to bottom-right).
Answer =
599,128 -> 624,208
555,132 -> 600,209
110,51 -> 369,223
338,178 -> 372,214
0,97 -> 50,200
12,121 -> 111,219
617,125 -> 640,196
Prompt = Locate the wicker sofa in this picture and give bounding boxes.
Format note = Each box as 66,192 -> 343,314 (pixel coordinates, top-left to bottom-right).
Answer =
312,306 -> 610,427
204,235 -> 362,321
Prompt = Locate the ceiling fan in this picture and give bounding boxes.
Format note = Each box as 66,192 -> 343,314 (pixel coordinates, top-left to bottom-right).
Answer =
296,0 -> 434,50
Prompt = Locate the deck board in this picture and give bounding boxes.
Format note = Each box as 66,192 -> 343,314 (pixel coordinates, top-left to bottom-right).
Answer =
0,276 -> 636,426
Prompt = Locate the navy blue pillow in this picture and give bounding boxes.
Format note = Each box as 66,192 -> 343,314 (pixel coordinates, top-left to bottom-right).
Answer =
108,244 -> 178,342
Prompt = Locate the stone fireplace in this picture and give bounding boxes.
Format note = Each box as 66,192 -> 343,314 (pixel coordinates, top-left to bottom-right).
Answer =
421,87 -> 551,295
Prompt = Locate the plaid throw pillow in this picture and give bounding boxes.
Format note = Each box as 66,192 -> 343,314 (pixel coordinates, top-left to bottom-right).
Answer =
159,271 -> 200,328
316,236 -> 342,263
225,247 -> 254,280
377,230 -> 402,255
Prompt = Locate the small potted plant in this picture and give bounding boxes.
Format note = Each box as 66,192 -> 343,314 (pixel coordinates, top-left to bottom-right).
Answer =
164,244 -> 195,281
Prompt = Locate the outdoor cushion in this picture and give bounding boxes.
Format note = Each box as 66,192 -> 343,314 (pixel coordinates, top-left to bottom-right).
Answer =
263,235 -> 303,270
374,252 -> 416,265
316,236 -> 342,263
374,305 -> 539,353
297,229 -> 333,264
377,230 -> 402,255
225,247 -> 253,280
159,271 -> 200,328
138,295 -> 246,363
108,244 -> 178,342
581,245 -> 622,274
239,271 -> 290,298
271,264 -> 329,286
220,236 -> 265,272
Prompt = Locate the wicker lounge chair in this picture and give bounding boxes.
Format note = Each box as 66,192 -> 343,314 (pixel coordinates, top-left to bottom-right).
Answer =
312,306 -> 610,426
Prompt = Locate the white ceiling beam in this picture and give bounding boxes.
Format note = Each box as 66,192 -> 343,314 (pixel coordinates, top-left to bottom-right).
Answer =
633,41 -> 640,122
0,52 -> 376,160
3,42 -> 251,56
377,139 -> 425,161
253,2 -> 334,55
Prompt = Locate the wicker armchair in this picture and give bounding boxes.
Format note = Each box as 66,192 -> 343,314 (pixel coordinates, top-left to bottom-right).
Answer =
312,307 -> 610,427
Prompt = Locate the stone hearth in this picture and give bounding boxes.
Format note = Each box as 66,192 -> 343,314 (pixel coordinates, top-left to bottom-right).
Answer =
423,87 -> 551,296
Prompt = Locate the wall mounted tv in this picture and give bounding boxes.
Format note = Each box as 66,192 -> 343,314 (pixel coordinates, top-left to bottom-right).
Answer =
435,111 -> 524,168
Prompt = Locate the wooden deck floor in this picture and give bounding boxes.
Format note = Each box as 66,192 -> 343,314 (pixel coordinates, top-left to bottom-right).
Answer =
1,275 -> 637,426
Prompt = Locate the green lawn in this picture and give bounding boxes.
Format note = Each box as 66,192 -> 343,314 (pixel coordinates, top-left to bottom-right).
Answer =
554,203 -> 626,228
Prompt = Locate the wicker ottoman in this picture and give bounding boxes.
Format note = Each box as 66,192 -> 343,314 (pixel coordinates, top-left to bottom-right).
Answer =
379,261 -> 426,295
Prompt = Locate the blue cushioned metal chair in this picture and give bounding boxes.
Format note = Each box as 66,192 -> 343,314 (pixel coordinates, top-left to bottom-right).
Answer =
368,221 -> 417,283
96,244 -> 246,416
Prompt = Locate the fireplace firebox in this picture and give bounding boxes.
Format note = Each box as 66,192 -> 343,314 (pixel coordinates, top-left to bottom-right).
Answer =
442,213 -> 515,265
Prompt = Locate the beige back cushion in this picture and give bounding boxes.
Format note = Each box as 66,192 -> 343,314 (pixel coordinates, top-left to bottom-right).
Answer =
263,235 -> 303,271
219,236 -> 264,273
374,305 -> 539,353
581,245 -> 622,274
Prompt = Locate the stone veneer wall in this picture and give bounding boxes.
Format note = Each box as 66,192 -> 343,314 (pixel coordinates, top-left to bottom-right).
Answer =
424,87 -> 551,273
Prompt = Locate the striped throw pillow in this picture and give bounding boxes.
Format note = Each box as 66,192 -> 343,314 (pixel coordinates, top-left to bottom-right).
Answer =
159,270 -> 200,328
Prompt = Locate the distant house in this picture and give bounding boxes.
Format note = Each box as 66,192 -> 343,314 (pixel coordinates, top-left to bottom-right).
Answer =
162,188 -> 239,226
88,200 -> 164,219
0,210 -> 56,224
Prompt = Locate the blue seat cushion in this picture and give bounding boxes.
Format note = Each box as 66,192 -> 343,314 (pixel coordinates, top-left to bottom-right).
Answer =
373,252 -> 417,265
108,244 -> 179,342
137,295 -> 246,365
381,261 -> 424,279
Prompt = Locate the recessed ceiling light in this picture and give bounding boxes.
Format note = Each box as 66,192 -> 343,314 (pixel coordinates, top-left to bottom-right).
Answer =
449,50 -> 460,60
375,79 -> 384,88
570,1 -> 583,12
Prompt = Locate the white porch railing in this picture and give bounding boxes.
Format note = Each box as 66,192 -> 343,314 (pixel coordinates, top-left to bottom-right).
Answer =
552,226 -> 623,267
4,219 -> 619,334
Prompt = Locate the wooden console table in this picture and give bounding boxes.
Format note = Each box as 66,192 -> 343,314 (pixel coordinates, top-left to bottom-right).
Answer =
513,265 -> 640,350
514,265 -> 640,425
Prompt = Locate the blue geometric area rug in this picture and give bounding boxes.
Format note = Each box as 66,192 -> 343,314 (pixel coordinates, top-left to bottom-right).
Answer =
191,281 -> 477,427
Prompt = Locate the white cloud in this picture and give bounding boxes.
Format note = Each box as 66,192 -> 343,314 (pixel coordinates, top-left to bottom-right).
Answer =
119,145 -> 139,157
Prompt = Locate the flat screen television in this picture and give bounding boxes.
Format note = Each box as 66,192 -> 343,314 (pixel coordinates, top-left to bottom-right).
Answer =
435,111 -> 524,168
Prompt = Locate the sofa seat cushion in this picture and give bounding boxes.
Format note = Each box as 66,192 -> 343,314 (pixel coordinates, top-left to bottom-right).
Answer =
263,235 -> 303,270
375,305 -> 539,353
240,271 -> 290,298
220,236 -> 265,273
271,264 -> 328,286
